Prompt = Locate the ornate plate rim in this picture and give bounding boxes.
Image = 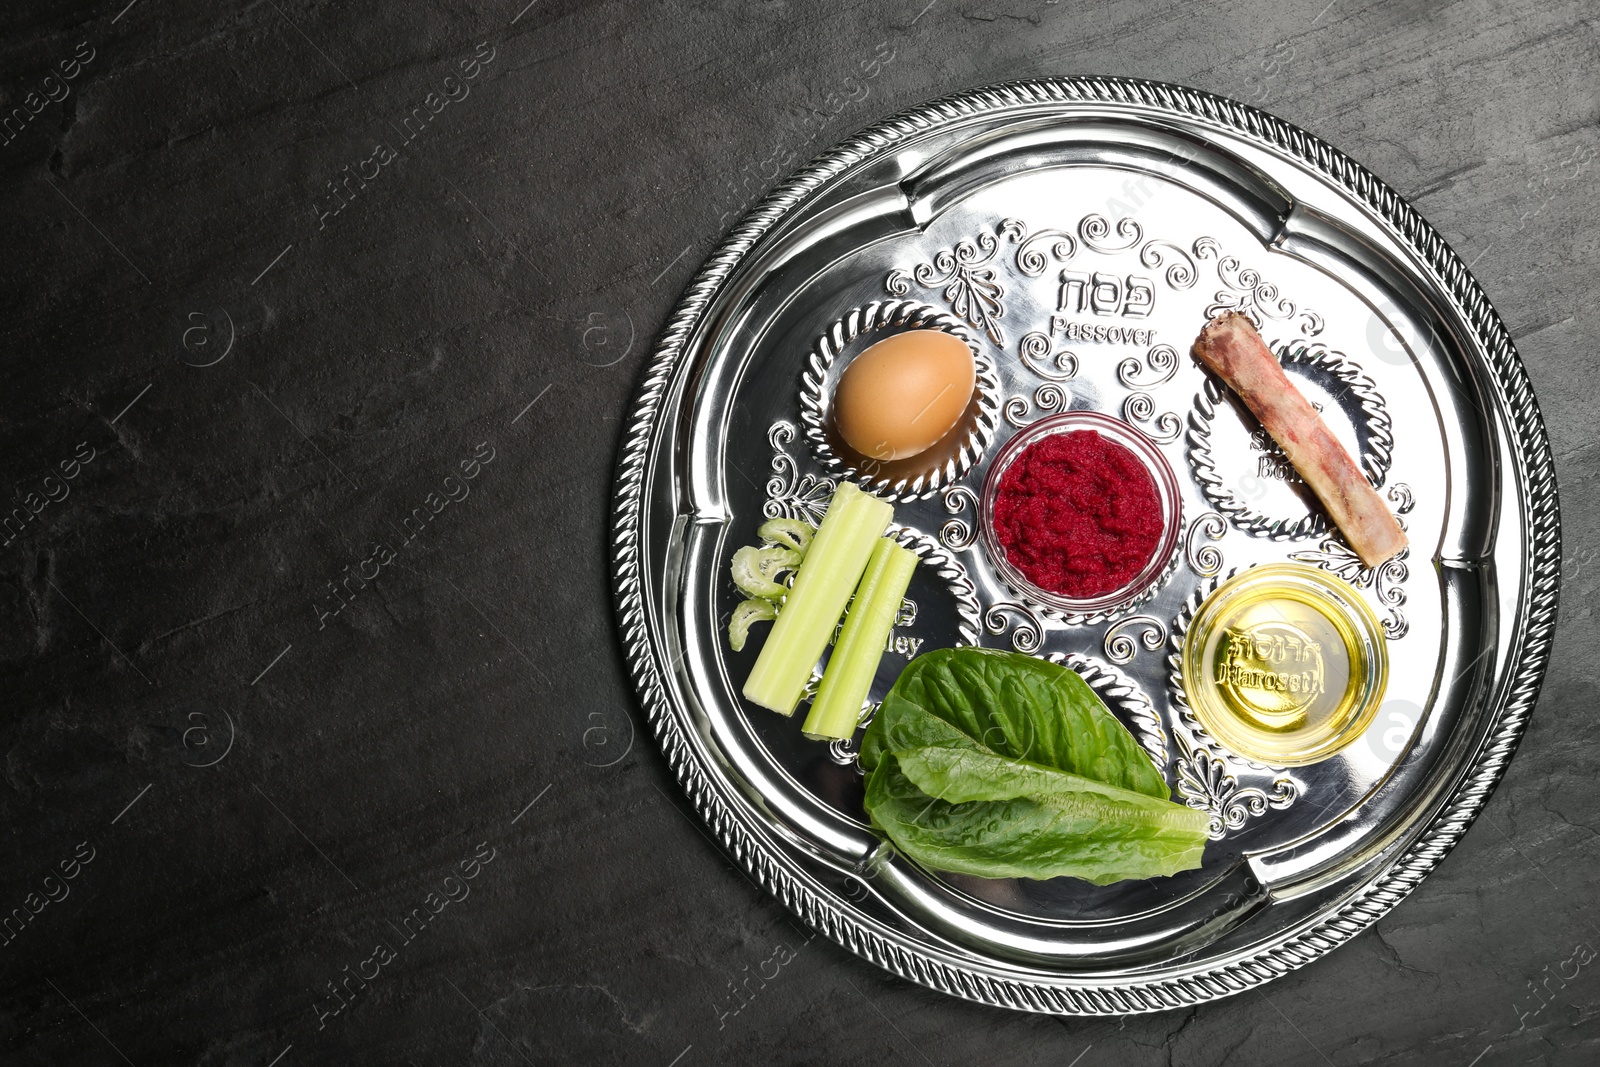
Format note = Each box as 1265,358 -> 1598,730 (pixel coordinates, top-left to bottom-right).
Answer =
610,77 -> 1562,1015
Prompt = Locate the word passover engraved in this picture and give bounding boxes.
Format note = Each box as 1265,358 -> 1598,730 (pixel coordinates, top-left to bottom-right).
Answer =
1051,320 -> 1157,346
1049,269 -> 1159,345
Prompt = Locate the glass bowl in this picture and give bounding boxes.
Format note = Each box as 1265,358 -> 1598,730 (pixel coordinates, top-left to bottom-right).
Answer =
979,411 -> 1183,618
1180,562 -> 1389,767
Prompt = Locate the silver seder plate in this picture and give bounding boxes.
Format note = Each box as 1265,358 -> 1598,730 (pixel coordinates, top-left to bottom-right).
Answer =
611,79 -> 1561,1014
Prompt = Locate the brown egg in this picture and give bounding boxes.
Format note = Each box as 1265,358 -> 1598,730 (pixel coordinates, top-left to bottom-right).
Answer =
833,330 -> 976,462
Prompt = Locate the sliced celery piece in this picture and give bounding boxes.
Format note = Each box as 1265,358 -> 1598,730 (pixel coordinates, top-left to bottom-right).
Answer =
742,483 -> 892,715
730,545 -> 801,600
727,598 -> 777,652
757,517 -> 814,554
803,538 -> 919,741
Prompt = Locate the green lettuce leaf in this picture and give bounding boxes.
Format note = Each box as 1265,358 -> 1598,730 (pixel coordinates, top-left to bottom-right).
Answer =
860,648 -> 1210,885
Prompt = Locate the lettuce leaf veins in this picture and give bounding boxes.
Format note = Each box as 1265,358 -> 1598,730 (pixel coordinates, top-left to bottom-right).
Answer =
860,648 -> 1210,885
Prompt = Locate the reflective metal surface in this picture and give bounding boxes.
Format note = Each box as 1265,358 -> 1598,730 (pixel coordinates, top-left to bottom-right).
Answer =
611,79 -> 1561,1014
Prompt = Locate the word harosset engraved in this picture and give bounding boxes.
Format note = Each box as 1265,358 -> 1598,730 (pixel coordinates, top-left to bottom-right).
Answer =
1216,622 -> 1327,728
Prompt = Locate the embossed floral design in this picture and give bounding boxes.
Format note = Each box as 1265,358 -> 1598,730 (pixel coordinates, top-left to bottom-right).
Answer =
889,217 -> 1213,347
1138,240 -> 1198,290
984,601 -> 1045,653
1003,383 -> 1070,428
1103,615 -> 1167,664
939,485 -> 980,550
1116,344 -> 1180,389
1018,331 -> 1079,381
1121,391 -> 1181,442
886,221 -> 1026,345
1175,738 -> 1298,838
1013,225 -> 1077,277
1184,511 -> 1227,577
1290,540 -> 1411,639
611,74 -> 1563,1020
1194,237 -> 1324,337
763,421 -> 837,524
1386,481 -> 1414,515
1079,213 -> 1142,253
1288,482 -> 1414,638
827,734 -> 870,768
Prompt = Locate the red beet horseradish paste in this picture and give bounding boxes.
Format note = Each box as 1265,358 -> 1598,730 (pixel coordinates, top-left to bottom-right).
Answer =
993,430 -> 1165,599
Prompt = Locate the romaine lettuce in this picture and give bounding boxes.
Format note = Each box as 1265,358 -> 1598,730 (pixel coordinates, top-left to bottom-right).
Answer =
860,648 -> 1209,885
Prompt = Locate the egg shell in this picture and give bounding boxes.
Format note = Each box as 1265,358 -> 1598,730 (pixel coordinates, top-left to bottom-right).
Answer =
832,330 -> 976,462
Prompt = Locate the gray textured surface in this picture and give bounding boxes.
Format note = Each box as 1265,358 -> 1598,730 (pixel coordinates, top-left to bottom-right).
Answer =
0,1 -> 1595,1064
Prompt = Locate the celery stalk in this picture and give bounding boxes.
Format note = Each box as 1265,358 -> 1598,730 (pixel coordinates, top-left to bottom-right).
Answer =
742,483 -> 892,715
803,538 -> 919,741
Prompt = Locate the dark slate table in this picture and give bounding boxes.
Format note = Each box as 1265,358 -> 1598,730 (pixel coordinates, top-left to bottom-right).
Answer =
2,1 -> 1596,1064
